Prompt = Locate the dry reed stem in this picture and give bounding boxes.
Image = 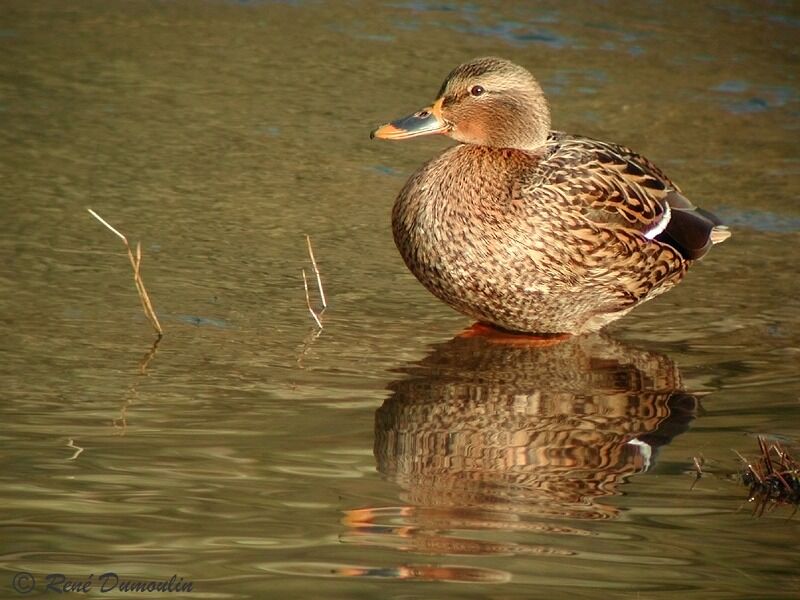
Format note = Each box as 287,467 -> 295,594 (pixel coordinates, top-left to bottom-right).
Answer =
138,335 -> 161,375
301,235 -> 326,329
302,269 -> 323,329
112,337 -> 162,434
88,209 -> 163,337
305,234 -> 327,309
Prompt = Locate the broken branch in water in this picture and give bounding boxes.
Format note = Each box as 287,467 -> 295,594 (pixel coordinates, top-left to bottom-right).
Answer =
738,436 -> 800,515
88,208 -> 163,337
302,235 -> 326,329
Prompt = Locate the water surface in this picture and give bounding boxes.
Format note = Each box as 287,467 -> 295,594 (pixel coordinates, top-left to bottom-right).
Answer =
1,1 -> 799,598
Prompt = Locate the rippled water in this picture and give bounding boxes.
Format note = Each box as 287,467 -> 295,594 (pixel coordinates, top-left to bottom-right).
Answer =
1,1 -> 799,598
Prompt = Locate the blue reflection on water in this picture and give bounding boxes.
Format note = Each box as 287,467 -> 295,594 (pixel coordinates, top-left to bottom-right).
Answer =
715,207 -> 800,233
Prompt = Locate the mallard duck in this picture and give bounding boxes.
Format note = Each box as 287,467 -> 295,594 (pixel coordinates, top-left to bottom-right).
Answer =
371,57 -> 730,335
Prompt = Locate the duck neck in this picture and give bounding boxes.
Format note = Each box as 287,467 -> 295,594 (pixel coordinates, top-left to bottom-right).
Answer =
501,93 -> 551,151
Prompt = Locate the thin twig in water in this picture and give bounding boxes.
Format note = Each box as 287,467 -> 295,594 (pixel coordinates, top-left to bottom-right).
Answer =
693,455 -> 704,475
306,234 -> 327,309
302,269 -> 323,329
301,235 -> 326,330
88,208 -> 163,337
690,454 -> 704,490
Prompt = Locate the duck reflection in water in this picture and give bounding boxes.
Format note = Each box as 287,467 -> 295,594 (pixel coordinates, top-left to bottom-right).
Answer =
342,332 -> 697,563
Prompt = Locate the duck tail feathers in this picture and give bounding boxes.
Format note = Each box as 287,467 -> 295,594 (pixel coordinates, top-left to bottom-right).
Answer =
710,225 -> 731,245
655,206 -> 730,260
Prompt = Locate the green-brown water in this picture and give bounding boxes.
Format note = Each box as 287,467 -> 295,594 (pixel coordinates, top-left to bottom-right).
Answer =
1,1 -> 799,598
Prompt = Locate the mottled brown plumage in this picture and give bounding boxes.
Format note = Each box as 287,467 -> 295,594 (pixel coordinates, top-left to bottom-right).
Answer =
372,57 -> 730,334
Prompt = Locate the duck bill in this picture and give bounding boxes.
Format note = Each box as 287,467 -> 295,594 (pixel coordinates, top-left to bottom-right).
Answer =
371,99 -> 449,140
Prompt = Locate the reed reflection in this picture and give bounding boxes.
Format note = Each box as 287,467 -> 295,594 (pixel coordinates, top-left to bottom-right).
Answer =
343,332 -> 697,562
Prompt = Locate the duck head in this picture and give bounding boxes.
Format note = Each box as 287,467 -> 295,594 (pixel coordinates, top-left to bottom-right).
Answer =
371,57 -> 551,152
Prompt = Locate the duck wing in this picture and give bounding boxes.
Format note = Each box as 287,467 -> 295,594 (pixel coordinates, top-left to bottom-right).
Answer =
532,133 -> 729,260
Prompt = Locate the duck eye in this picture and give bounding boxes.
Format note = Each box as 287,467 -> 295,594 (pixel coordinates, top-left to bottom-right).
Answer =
470,85 -> 485,97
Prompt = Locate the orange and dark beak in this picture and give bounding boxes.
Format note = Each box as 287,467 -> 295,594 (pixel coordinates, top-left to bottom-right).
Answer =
370,98 -> 449,140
